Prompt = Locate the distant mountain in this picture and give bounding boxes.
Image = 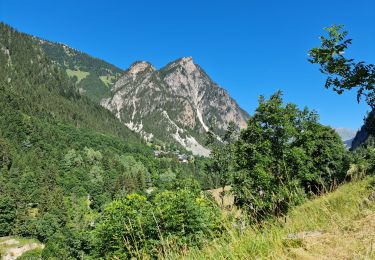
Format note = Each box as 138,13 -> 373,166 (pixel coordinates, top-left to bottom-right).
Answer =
102,57 -> 249,155
343,138 -> 354,148
335,128 -> 357,148
34,37 -> 123,103
335,128 -> 357,141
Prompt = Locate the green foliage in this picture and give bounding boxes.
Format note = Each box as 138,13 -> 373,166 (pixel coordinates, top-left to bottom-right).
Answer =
0,138 -> 12,170
93,190 -> 223,258
38,38 -> 122,103
173,178 -> 375,259
42,229 -> 91,259
309,25 -> 375,108
352,135 -> 375,176
365,112 -> 375,136
16,248 -> 43,260
233,91 -> 348,220
0,22 -> 213,258
0,196 -> 16,236
205,121 -> 237,205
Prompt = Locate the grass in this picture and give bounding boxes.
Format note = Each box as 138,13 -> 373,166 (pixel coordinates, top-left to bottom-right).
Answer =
168,177 -> 375,259
99,75 -> 117,87
207,186 -> 234,208
66,69 -> 89,83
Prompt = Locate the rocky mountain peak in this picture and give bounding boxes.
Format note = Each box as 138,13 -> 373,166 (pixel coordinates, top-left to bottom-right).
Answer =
164,56 -> 198,75
128,61 -> 155,75
102,57 -> 249,156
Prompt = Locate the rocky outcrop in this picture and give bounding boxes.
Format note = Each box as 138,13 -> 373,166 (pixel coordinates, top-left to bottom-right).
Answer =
101,57 -> 249,156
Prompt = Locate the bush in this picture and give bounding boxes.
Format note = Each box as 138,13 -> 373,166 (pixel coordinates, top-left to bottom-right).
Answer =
17,248 -> 43,260
93,190 -> 223,258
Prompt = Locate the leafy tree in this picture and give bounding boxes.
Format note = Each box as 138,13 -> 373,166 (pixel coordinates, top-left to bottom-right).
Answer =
0,137 -> 12,170
233,91 -> 348,220
0,195 -> 16,236
205,121 -> 237,206
92,193 -> 153,259
84,147 -> 102,165
309,24 -> 375,109
158,168 -> 177,190
309,24 -> 375,158
64,149 -> 83,169
152,189 -> 223,249
26,213 -> 62,243
42,229 -> 91,259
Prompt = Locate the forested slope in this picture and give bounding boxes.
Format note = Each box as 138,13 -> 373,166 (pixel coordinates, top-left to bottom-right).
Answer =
0,23 -> 215,258
36,37 -> 123,103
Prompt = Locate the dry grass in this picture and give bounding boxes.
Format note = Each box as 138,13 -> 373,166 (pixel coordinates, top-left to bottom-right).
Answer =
207,186 -> 234,208
170,177 -> 375,259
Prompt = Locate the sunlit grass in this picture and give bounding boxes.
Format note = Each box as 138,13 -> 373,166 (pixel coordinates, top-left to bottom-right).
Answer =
66,69 -> 89,83
167,177 -> 375,259
99,75 -> 117,87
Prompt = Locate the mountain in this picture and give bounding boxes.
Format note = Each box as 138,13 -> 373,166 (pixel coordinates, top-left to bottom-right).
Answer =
34,37 -> 123,103
101,57 -> 249,156
0,23 -> 145,147
335,128 -> 357,142
32,37 -> 250,155
0,23 -> 220,258
335,128 -> 357,148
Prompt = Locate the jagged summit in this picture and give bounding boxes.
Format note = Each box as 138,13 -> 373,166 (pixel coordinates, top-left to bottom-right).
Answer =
162,56 -> 197,74
128,61 -> 155,75
102,56 -> 249,156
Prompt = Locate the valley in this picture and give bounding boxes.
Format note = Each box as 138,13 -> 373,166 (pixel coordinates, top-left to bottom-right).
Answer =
0,5 -> 374,259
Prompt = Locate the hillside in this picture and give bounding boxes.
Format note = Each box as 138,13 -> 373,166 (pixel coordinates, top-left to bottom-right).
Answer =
172,177 -> 375,259
0,23 -> 145,145
35,37 -> 123,103
32,34 -> 250,155
0,23 -> 218,257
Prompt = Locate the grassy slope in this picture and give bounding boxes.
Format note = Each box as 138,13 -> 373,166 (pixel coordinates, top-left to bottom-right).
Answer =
66,68 -> 90,83
172,177 -> 375,259
37,38 -> 123,103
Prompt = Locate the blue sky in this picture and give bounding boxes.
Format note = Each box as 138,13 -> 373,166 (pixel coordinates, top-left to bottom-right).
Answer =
1,0 -> 374,130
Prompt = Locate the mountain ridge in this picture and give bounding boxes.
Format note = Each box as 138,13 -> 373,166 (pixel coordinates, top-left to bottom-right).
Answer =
102,56 -> 249,155
27,29 -> 250,155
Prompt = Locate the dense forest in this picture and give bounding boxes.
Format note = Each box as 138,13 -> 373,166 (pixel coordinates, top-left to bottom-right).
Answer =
0,22 -> 374,259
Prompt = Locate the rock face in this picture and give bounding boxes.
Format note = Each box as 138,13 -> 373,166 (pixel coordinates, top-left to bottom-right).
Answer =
101,57 -> 249,156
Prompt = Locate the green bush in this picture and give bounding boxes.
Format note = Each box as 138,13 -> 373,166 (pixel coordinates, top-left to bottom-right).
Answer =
93,190 -> 223,258
16,248 -> 43,260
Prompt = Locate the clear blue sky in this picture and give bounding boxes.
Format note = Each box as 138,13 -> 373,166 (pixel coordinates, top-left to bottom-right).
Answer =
1,0 -> 374,130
